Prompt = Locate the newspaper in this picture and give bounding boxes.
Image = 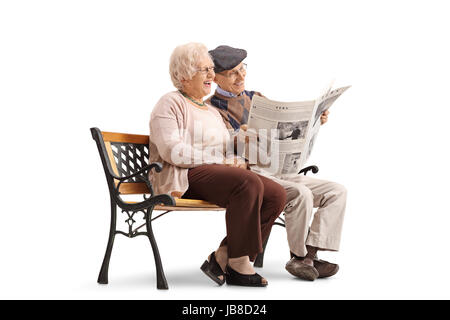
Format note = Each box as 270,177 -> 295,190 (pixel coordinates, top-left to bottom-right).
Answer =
245,84 -> 350,177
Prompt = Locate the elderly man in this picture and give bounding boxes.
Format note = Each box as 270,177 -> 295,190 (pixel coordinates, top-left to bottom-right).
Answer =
205,45 -> 347,281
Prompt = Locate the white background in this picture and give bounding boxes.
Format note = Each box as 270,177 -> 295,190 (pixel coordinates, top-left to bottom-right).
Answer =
1,0 -> 450,299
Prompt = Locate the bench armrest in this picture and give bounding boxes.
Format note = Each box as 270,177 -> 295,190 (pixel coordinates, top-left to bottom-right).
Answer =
114,162 -> 176,210
115,162 -> 162,196
118,193 -> 176,212
298,165 -> 319,175
113,162 -> 162,182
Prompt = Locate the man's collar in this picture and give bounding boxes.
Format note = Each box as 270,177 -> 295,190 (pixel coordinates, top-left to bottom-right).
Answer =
216,86 -> 244,98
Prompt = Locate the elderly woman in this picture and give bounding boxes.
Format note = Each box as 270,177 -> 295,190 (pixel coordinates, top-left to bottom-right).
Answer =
149,43 -> 286,287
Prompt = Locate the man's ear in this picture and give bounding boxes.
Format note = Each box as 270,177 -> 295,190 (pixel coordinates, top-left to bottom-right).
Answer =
213,75 -> 218,84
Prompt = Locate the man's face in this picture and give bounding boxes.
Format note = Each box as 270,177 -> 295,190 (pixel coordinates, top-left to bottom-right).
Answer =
213,62 -> 246,95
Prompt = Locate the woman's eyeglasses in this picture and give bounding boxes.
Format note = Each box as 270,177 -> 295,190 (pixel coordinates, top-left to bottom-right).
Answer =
196,66 -> 215,75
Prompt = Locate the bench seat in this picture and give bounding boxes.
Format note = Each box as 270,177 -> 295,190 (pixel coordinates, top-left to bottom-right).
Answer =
126,198 -> 224,211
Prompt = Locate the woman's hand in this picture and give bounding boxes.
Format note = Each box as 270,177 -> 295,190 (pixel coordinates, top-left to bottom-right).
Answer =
320,110 -> 330,125
223,156 -> 248,170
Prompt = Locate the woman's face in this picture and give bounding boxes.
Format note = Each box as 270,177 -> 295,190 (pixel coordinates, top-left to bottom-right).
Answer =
182,55 -> 215,100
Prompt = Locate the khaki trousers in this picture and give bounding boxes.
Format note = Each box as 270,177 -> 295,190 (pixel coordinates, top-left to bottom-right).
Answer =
268,174 -> 347,257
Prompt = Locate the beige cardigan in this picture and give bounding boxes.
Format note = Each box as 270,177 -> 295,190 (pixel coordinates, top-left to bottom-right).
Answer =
149,91 -> 232,196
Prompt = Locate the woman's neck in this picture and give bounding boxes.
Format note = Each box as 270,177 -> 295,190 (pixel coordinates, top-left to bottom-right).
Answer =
179,90 -> 205,107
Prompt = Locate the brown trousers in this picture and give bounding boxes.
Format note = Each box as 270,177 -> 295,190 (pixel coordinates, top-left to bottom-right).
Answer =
182,164 -> 286,260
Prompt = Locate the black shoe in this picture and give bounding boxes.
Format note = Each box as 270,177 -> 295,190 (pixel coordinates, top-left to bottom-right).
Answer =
200,251 -> 225,286
225,265 -> 268,287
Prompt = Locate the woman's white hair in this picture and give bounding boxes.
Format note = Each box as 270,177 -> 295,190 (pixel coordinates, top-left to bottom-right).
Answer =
169,42 -> 212,90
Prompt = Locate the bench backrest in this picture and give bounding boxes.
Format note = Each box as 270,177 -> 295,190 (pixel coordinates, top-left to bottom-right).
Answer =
91,128 -> 151,195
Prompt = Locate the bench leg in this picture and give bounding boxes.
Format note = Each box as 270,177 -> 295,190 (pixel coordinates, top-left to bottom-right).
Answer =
254,218 -> 286,268
254,232 -> 270,268
146,208 -> 168,290
98,198 -> 117,284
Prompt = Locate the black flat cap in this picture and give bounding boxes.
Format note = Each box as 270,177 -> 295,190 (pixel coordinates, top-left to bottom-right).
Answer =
209,45 -> 247,73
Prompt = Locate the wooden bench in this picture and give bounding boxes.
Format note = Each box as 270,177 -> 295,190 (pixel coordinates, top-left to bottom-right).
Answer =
91,127 -> 317,289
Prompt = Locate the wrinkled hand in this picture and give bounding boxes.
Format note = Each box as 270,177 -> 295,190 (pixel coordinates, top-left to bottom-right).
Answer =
223,156 -> 248,170
239,124 -> 250,143
239,124 -> 259,143
320,110 -> 329,125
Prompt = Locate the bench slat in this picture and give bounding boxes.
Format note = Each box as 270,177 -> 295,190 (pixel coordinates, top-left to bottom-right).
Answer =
174,198 -> 222,208
117,182 -> 150,194
154,205 -> 224,211
102,131 -> 149,144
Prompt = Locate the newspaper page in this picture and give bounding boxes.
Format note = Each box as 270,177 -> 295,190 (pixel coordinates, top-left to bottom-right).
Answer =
246,84 -> 350,177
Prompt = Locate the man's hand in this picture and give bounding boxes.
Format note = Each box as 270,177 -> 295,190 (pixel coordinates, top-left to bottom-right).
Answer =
239,124 -> 251,144
223,156 -> 248,170
320,110 -> 329,125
